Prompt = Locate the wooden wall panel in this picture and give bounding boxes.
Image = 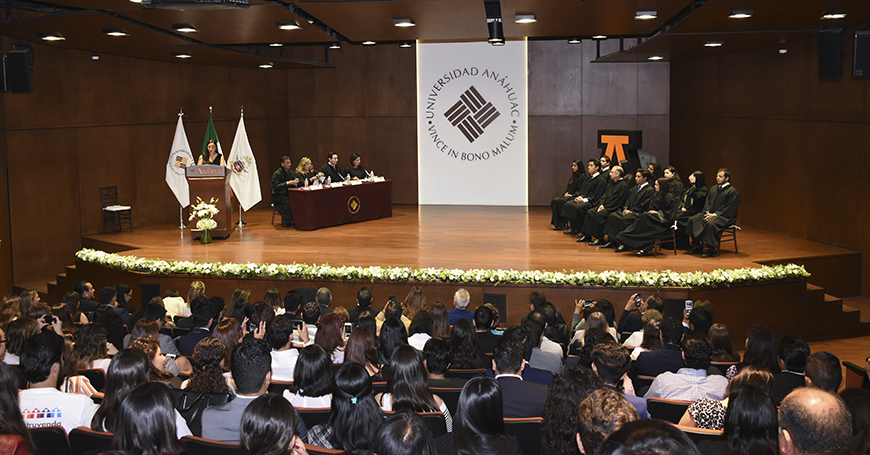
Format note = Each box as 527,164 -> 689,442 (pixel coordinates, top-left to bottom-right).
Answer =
528,40 -> 583,116
527,116 -> 584,206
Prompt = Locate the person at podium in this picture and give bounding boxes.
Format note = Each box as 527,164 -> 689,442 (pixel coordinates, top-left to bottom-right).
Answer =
295,157 -> 319,186
319,152 -> 343,184
271,156 -> 299,228
198,139 -> 226,166
344,153 -> 369,180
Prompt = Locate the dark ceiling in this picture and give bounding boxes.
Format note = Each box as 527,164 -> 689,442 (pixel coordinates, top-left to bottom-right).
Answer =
0,0 -> 868,68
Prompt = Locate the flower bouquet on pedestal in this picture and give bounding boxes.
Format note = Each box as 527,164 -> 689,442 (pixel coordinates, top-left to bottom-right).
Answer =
189,197 -> 219,244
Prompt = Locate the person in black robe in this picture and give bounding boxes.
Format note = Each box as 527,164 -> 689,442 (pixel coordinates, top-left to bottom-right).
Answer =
686,168 -> 741,258
319,152 -> 343,184
344,153 -> 369,180
615,177 -> 679,256
295,157 -> 319,186
599,168 -> 654,249
577,166 -> 629,243
561,159 -> 607,236
271,156 -> 299,228
664,165 -> 685,202
675,171 -> 708,248
550,160 -> 585,230
648,161 -> 662,181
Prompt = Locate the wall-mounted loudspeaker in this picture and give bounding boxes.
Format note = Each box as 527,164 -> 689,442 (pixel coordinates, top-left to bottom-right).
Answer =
4,49 -> 34,93
819,29 -> 844,79
854,31 -> 870,78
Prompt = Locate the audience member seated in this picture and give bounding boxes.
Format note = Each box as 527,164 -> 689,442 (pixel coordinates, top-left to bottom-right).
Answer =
430,302 -> 452,340
284,345 -> 333,408
282,289 -> 302,319
448,289 -> 474,325
408,310 -> 434,351
623,310 -> 662,349
686,307 -> 713,337
449,318 -> 488,370
212,318 -> 241,373
805,351 -> 843,394
97,284 -> 131,326
57,337 -> 97,397
633,316 -> 684,378
112,382 -> 182,455
223,288 -> 251,321
345,326 -> 384,381
645,333 -> 728,401
708,323 -> 740,362
495,325 -> 554,386
61,291 -> 89,325
473,306 -> 501,354
240,393 -> 309,455
378,317 -> 409,365
376,299 -> 412,335
124,319 -> 181,375
423,337 -> 467,389
616,293 -> 664,334
680,364 -> 775,430
348,287 -> 381,323
576,388 -> 640,455
130,335 -> 170,381
202,337 -> 308,444
0,363 -> 35,455
263,288 -> 283,316
375,345 -> 453,432
162,288 -> 186,321
572,311 -> 618,346
94,304 -> 127,352
695,385 -> 779,455
839,388 -> 870,454
300,302 -> 322,339
492,337 -> 548,418
591,342 -> 650,418
773,335 -> 810,404
525,319 -> 563,375
3,317 -> 38,365
541,365 -> 604,455
72,323 -> 115,373
129,303 -> 187,369
19,331 -> 94,433
629,322 -> 662,362
370,409 -> 437,455
74,280 -> 100,314
728,325 -> 779,379
778,387 -> 852,455
435,376 -> 523,454
268,314 -> 299,381
309,363 -> 383,451
315,313 -> 346,363
176,297 -> 215,357
183,337 -> 232,394
599,419 -> 701,455
527,309 -> 566,357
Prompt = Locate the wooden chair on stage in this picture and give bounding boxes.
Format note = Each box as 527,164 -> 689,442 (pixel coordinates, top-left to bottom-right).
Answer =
719,225 -> 741,253
652,220 -> 678,256
100,186 -> 133,234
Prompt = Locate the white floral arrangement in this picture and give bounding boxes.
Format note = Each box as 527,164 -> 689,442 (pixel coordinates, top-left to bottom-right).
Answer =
75,248 -> 810,289
189,197 -> 219,231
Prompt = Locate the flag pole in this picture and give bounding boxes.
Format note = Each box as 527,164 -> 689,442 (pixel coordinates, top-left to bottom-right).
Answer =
235,105 -> 248,227
176,107 -> 189,229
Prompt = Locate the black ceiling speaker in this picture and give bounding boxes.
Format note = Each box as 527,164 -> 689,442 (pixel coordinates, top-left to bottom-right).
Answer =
818,28 -> 844,79
141,0 -> 249,9
4,46 -> 34,93
854,31 -> 870,78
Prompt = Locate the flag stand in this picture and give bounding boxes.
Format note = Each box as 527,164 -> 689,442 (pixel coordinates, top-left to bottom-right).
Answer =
236,205 -> 247,226
177,206 -> 187,229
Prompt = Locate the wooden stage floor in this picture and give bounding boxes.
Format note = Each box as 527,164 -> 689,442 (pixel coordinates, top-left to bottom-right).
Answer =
85,205 -> 854,275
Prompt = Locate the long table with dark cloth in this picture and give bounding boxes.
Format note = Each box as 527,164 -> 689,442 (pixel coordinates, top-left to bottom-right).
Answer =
287,180 -> 392,230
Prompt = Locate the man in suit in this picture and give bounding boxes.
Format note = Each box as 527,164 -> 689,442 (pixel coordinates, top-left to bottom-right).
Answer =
599,168 -> 653,249
562,159 -> 608,236
473,305 -> 501,354
74,280 -> 100,314
686,168 -> 740,258
319,152 -> 343,183
202,336 -> 307,443
448,289 -> 474,325
492,337 -> 549,418
633,317 -> 684,378
578,166 -> 630,243
176,297 -> 214,357
347,287 -> 381,323
315,287 -> 335,316
271,156 -> 299,228
774,335 -> 810,404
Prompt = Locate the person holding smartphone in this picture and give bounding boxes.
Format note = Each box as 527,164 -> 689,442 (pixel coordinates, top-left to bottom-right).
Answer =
617,293 -> 664,334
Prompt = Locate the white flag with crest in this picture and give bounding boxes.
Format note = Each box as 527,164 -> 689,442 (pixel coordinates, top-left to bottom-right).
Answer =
165,113 -> 194,207
227,112 -> 262,211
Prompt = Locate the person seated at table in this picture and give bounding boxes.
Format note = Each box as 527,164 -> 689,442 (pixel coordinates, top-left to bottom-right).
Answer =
271,156 -> 299,228
320,152 -> 343,184
295,157 -> 320,186
198,139 -> 226,166
345,153 -> 370,180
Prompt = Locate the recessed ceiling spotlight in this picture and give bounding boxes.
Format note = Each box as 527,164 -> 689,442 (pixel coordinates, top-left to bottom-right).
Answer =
173,53 -> 192,59
128,0 -> 141,3
728,9 -> 753,19
515,14 -> 536,24
779,45 -> 788,54
362,40 -> 376,46
269,43 -> 283,47
822,10 -> 848,20
329,42 -> 341,49
400,41 -> 413,48
172,24 -> 197,33
704,40 -> 724,47
392,18 -> 415,27
259,63 -> 273,69
37,32 -> 65,41
276,21 -> 300,30
491,40 -> 505,46
567,37 -> 582,44
592,35 -> 607,40
648,55 -> 664,60
102,29 -> 129,37
91,53 -> 100,61
635,11 -> 657,20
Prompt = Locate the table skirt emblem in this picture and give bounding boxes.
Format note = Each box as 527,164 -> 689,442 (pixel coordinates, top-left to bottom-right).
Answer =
348,196 -> 361,214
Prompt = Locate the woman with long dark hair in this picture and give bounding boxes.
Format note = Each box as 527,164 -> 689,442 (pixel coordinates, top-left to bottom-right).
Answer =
197,139 -> 225,167
223,288 -> 251,321
449,318 -> 487,369
551,160 -> 586,230
730,325 -> 779,377
695,385 -> 779,455
129,335 -> 168,381
614,177 -> 678,256
3,317 -> 38,366
408,311 -> 434,351
61,291 -> 88,324
404,286 -> 427,320
378,317 -> 408,365
680,364 -> 775,430
0,363 -> 35,454
308,363 -> 384,451
375,345 -> 453,432
112,382 -> 183,455
676,170 -> 708,247
664,165 -> 684,201
240,394 -> 309,455
430,302 -> 451,339
184,337 -> 231,394
541,365 -> 603,455
284,345 -> 333,408
345,153 -> 369,180
314,313 -> 346,363
709,323 -> 740,362
73,323 -> 114,372
345,326 -> 383,381
436,376 -> 523,454
212,318 -> 242,373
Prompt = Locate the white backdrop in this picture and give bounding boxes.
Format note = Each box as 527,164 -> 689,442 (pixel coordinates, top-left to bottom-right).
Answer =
417,40 -> 528,205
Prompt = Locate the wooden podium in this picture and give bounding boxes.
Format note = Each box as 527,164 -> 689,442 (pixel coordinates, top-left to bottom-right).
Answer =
186,165 -> 233,240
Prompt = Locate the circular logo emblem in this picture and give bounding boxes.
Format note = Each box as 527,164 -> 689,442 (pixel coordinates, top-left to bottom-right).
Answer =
347,196 -> 361,214
167,149 -> 193,176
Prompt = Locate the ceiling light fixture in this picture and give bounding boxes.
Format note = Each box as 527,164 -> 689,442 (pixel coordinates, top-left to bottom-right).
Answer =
392,18 -> 415,27
172,24 -> 197,33
400,41 -> 413,48
487,18 -> 505,44
128,0 -> 141,3
592,35 -> 607,40
269,43 -> 283,47
102,29 -> 129,37
704,40 -> 724,47
515,14 -> 536,24
173,53 -> 192,58
648,55 -> 664,60
728,9 -> 753,19
822,10 -> 848,20
779,45 -> 788,54
568,37 -> 582,44
329,42 -> 341,49
91,53 -> 100,61
635,11 -> 657,20
37,32 -> 65,41
259,63 -> 273,68
492,40 -> 505,46
276,21 -> 300,30
362,40 -> 376,46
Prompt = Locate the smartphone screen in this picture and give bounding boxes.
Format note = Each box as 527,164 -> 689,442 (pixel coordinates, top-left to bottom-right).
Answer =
685,300 -> 693,313
635,295 -> 643,307
292,319 -> 304,331
344,323 -> 353,338
583,300 -> 592,308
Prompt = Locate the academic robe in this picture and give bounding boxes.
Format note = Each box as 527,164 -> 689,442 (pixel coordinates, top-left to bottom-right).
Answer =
581,178 -> 630,239
604,183 -> 654,239
687,184 -> 741,248
615,192 -> 679,251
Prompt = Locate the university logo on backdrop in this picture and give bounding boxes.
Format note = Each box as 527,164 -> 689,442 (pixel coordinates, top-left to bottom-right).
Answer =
418,41 -> 528,206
